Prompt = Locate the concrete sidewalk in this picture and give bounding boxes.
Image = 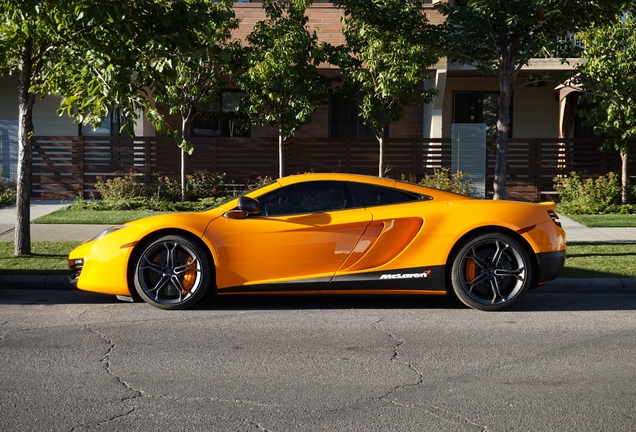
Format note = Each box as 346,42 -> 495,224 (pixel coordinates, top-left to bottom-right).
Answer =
558,214 -> 636,243
1,200 -> 635,293
0,200 -> 114,241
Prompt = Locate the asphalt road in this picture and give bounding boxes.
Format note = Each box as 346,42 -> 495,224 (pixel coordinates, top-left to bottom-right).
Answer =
1,289 -> 635,431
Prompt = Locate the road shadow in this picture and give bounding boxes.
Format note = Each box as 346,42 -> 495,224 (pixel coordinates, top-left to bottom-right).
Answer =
200,291 -> 636,312
0,289 -> 117,306
1,289 -> 634,312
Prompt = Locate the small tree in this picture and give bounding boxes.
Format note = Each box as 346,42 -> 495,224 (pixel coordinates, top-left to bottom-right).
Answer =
0,0 -> 62,255
151,0 -> 239,202
237,0 -> 332,178
437,0 -> 627,200
0,0 -> 228,254
577,12 -> 636,204
334,0 -> 441,177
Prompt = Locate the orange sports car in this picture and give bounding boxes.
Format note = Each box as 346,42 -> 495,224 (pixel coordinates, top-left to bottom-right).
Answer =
69,173 -> 566,311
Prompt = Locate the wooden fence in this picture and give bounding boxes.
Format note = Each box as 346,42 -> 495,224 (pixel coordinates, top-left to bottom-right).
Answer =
30,135 -> 635,202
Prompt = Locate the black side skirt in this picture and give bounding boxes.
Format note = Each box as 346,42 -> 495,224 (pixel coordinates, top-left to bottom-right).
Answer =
220,266 -> 447,294
324,266 -> 446,292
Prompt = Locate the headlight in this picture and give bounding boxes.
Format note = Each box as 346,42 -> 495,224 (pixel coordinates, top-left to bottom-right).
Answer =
87,225 -> 126,242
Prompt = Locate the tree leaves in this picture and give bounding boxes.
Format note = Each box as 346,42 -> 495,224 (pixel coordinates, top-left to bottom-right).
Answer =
238,0 -> 332,139
334,0 -> 441,175
436,0 -> 626,199
578,12 -> 636,151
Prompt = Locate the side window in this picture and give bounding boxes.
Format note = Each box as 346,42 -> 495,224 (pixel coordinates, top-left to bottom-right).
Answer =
352,183 -> 424,207
330,93 -> 375,138
453,91 -> 511,141
258,181 -> 354,216
192,91 -> 251,138
80,107 -> 132,136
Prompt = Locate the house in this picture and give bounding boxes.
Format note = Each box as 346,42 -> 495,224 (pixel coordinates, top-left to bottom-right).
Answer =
0,0 -> 621,200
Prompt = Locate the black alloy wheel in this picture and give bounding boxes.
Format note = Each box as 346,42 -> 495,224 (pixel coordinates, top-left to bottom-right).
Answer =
450,232 -> 532,311
132,234 -> 212,310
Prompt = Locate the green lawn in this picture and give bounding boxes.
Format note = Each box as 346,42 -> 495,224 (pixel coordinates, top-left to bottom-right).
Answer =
560,243 -> 636,278
1,241 -> 634,278
0,241 -> 81,274
562,213 -> 636,227
33,208 -> 162,224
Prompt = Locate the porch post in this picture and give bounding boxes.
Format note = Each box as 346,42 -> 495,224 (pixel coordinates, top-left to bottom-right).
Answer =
423,69 -> 447,140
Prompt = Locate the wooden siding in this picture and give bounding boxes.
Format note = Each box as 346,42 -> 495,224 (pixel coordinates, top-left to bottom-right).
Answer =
30,136 -> 635,202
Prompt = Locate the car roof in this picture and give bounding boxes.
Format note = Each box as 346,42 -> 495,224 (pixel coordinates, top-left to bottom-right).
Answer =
277,173 -> 398,188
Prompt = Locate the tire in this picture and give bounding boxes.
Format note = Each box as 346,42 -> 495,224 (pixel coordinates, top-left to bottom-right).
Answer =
132,234 -> 212,310
450,232 -> 532,311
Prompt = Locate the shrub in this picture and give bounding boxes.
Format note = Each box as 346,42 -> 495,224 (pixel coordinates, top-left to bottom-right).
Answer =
247,175 -> 275,190
418,168 -> 474,196
95,171 -> 229,203
185,171 -> 228,201
0,175 -> 17,208
70,196 -> 229,212
553,172 -> 636,214
95,171 -> 143,202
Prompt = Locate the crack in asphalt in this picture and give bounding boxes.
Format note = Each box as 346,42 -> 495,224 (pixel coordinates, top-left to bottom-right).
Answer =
244,419 -> 271,431
0,320 -> 7,343
88,326 -> 145,398
427,405 -> 490,431
372,318 -> 424,400
156,394 -> 274,407
372,319 -> 489,430
69,408 -> 137,432
68,326 -> 145,431
72,329 -> 276,431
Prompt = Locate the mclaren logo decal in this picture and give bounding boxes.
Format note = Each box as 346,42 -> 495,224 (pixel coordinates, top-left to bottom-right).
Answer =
379,270 -> 432,280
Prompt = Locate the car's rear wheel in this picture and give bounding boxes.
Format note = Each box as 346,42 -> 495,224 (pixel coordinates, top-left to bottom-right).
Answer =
132,234 -> 211,310
450,232 -> 532,311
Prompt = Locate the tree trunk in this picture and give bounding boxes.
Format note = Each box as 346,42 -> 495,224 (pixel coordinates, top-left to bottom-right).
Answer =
181,116 -> 189,202
278,121 -> 285,178
493,73 -> 514,201
14,43 -> 35,256
377,128 -> 385,178
620,148 -> 629,204
180,149 -> 186,202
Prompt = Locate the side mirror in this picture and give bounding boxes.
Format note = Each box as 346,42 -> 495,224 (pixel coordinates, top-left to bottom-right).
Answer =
223,196 -> 261,219
238,196 -> 261,215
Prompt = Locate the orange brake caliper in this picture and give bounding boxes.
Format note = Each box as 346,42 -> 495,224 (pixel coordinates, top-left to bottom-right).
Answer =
182,257 -> 197,293
465,258 -> 477,284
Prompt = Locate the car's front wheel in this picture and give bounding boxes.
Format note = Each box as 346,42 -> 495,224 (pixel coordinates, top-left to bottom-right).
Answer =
450,232 -> 532,311
132,234 -> 212,310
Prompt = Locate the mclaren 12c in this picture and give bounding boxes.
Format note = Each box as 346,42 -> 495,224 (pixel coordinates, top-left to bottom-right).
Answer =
69,173 -> 566,311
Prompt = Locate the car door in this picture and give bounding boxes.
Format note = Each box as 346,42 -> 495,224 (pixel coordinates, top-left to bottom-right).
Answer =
327,182 -> 429,288
205,181 -> 373,292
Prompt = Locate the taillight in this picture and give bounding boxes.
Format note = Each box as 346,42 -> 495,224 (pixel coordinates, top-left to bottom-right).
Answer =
547,209 -> 561,227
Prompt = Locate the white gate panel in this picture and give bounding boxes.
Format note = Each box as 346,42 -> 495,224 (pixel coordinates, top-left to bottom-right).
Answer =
0,120 -> 18,180
452,123 -> 487,198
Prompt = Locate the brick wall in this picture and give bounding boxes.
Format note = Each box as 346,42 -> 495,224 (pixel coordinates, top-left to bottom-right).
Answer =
234,3 -> 442,48
163,3 -> 440,139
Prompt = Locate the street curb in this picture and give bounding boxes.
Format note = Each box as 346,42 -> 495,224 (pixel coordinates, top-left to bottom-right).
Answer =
0,275 -> 635,293
539,278 -> 636,293
0,275 -> 72,291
